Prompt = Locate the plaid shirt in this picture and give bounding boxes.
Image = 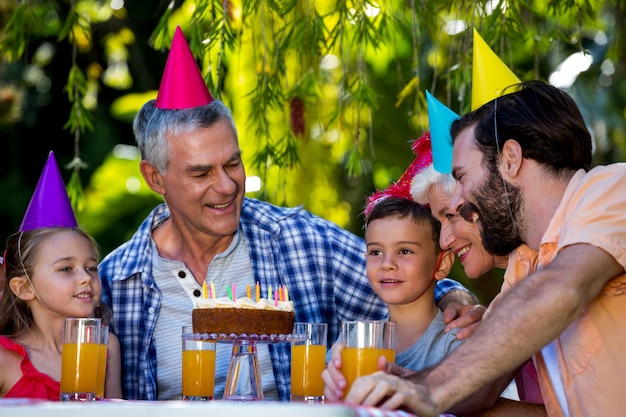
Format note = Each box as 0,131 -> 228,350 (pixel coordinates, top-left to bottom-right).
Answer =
99,198 -> 466,400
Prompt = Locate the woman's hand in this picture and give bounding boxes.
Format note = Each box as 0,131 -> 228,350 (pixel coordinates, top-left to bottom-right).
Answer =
442,302 -> 487,339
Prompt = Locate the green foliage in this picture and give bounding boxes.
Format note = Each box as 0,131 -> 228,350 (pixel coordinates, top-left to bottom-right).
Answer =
67,168 -> 86,214
63,65 -> 94,133
0,4 -> 30,61
2,0 -> 626,303
0,2 -> 58,62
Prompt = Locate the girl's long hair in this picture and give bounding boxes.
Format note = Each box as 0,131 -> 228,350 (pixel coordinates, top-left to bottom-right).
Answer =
0,227 -> 110,337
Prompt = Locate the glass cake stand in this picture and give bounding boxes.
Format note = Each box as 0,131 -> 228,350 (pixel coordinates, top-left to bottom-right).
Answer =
184,331 -> 306,401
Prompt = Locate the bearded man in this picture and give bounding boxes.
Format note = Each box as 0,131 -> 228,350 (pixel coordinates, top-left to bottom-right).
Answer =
341,81 -> 626,417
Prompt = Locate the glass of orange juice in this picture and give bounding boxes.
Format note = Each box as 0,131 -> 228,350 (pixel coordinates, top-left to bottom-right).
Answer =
290,322 -> 328,403
340,320 -> 396,398
95,325 -> 109,400
181,326 -> 217,401
60,318 -> 102,401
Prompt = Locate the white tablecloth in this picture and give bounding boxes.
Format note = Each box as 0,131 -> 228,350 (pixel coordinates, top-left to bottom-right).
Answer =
0,399 -> 456,417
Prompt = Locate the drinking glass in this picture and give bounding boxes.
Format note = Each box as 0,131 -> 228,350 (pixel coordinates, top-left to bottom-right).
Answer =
95,325 -> 109,400
290,322 -> 328,403
60,318 -> 101,401
181,326 -> 217,401
223,340 -> 263,401
340,320 -> 396,397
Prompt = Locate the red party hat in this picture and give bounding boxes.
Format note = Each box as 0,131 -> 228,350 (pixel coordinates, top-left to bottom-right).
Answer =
155,26 -> 213,109
364,132 -> 433,216
20,151 -> 78,232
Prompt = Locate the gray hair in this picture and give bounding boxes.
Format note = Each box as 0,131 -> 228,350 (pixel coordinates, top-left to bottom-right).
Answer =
132,99 -> 238,174
410,164 -> 456,205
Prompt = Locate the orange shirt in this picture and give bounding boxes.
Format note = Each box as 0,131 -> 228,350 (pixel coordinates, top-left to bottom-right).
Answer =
508,165 -> 626,416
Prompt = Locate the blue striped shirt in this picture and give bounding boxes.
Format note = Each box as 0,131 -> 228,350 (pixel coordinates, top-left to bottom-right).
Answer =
99,198 -> 466,400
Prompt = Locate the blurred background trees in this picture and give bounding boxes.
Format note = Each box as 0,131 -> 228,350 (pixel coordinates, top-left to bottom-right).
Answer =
1,0 -> 625,303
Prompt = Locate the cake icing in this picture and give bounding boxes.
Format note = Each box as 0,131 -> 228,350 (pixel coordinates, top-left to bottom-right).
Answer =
192,294 -> 296,336
194,296 -> 294,312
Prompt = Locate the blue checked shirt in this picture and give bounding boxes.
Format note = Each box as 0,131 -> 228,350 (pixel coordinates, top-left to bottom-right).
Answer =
99,198 -> 467,400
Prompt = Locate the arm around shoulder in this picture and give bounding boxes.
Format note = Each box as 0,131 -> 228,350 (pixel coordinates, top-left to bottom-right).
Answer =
436,281 -> 479,311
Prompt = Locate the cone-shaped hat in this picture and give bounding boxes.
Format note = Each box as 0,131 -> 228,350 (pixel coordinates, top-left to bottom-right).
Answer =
155,26 -> 213,109
426,91 -> 458,174
364,132 -> 432,215
20,151 -> 78,232
472,28 -> 521,110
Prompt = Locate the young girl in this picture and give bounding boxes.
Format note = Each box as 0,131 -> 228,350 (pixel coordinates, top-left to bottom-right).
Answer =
0,227 -> 122,399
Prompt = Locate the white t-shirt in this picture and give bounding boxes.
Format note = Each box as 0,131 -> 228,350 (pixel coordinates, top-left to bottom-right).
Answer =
151,230 -> 277,400
541,342 -> 570,416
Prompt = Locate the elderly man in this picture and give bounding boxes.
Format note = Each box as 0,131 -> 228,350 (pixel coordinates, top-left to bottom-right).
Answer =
99,27 -> 479,401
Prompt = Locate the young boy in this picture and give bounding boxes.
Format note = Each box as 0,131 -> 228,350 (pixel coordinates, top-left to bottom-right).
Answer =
323,196 -> 461,400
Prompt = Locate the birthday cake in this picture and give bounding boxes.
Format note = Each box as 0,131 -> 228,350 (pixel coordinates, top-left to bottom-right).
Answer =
192,285 -> 295,336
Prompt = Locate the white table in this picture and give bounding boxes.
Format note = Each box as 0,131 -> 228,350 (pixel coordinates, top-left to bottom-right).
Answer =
0,398 -> 463,417
0,399 -> 436,417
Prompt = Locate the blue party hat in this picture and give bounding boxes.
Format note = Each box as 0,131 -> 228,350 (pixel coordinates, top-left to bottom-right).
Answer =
426,91 -> 458,174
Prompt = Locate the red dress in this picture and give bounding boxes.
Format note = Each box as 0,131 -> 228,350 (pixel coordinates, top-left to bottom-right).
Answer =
0,336 -> 60,400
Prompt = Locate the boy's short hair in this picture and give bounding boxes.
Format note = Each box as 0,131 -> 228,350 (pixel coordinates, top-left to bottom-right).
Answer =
365,197 -> 441,253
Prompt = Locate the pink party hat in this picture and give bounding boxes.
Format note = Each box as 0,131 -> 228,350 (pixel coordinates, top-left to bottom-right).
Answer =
364,132 -> 432,215
426,91 -> 459,174
155,26 -> 213,109
20,151 -> 78,232
472,28 -> 521,110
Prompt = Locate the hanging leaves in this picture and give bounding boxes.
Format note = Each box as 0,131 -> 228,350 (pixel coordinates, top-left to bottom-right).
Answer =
63,64 -> 94,133
2,0 -> 626,225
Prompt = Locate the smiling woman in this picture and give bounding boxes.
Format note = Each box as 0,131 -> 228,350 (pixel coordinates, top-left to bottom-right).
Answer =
411,164 -> 508,279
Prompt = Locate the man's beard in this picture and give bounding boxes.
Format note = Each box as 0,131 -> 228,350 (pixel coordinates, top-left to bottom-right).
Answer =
471,170 -> 524,256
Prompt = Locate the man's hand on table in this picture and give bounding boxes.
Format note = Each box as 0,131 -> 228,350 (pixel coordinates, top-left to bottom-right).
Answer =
322,301 -> 485,410
343,359 -> 440,417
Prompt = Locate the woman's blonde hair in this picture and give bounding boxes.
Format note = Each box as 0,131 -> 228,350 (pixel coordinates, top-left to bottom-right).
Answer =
410,164 -> 456,205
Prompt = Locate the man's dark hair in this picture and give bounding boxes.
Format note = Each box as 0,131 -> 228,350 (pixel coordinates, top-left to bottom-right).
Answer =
451,80 -> 592,177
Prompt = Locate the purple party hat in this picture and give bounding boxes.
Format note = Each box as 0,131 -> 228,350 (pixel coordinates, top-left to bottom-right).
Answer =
426,91 -> 459,174
19,151 -> 78,232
